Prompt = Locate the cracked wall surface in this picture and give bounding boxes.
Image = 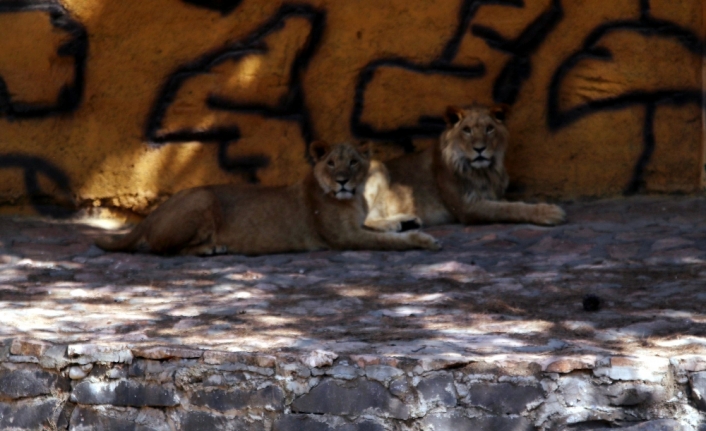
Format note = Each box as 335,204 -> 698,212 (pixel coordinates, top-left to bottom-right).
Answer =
0,0 -> 704,217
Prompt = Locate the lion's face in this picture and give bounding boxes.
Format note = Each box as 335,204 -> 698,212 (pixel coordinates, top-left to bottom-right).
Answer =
310,141 -> 371,200
440,104 -> 509,176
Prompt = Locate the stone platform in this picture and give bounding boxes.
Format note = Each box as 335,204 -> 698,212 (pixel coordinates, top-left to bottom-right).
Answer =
1,195 -> 706,430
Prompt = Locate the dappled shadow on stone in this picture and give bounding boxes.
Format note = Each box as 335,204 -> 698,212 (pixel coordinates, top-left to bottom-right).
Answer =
1,196 -> 706,360
0,198 -> 706,362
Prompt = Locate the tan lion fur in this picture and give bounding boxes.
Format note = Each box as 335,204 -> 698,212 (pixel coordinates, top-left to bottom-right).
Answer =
365,104 -> 566,227
95,141 -> 440,256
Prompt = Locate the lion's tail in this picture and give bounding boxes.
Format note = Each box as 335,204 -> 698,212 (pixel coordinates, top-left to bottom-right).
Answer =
94,222 -> 147,252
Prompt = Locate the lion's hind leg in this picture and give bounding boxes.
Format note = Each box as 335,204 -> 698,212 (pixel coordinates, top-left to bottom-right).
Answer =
144,189 -> 223,255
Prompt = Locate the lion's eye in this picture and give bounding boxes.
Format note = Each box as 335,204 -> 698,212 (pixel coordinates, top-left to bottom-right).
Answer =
350,159 -> 359,167
462,126 -> 472,136
486,125 -> 495,135
327,160 -> 335,167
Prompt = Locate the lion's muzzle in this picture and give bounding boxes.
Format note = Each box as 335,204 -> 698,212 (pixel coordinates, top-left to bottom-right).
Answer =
334,179 -> 356,199
471,155 -> 492,169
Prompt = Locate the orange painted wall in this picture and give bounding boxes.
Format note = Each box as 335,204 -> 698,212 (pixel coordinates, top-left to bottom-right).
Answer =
0,0 -> 703,217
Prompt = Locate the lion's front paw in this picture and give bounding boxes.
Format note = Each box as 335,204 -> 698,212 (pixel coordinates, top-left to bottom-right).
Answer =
410,231 -> 442,251
535,204 -> 566,226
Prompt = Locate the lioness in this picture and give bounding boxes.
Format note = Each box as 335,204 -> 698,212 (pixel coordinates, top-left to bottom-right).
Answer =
95,141 -> 440,256
365,104 -> 565,227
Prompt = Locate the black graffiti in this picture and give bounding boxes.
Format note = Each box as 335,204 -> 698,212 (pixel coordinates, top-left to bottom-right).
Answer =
0,154 -> 75,218
351,61 -> 485,152
216,133 -> 271,184
471,0 -> 562,105
351,0 -> 557,148
181,0 -> 242,15
547,0 -> 705,194
438,0 -> 523,62
0,1 -> 87,119
146,4 -> 325,182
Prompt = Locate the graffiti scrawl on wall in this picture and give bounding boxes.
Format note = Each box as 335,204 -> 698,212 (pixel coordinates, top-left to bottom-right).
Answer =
351,0 -> 563,151
0,154 -> 74,217
0,0 -> 703,215
548,0 -> 705,193
0,1 -> 87,119
146,4 -> 325,183
0,1 -> 85,216
474,0 -> 562,105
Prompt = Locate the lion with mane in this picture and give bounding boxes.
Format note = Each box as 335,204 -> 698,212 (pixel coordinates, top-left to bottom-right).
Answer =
364,104 -> 565,228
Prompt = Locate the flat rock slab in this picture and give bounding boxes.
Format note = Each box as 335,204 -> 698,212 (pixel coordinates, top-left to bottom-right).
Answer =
0,195 -> 706,359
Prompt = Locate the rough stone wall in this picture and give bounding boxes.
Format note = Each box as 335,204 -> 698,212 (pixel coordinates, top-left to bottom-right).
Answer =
0,0 -> 704,216
2,339 -> 706,430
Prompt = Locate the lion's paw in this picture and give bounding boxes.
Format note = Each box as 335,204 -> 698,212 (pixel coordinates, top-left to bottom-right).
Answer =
410,231 -> 442,251
535,204 -> 566,226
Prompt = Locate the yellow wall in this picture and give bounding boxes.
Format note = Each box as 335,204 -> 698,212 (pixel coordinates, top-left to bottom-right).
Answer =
0,0 -> 703,216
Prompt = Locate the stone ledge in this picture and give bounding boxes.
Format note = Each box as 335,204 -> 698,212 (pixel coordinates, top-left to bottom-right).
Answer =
0,338 -> 703,430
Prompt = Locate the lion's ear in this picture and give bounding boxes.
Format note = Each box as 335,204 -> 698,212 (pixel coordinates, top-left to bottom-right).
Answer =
309,140 -> 330,162
490,104 -> 510,123
444,106 -> 465,125
356,140 -> 371,159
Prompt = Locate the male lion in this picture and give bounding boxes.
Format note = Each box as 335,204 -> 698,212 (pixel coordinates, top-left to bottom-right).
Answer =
365,104 -> 565,227
95,141 -> 440,256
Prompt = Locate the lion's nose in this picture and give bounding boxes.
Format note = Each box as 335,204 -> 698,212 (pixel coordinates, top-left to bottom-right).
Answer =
336,179 -> 348,186
474,146 -> 486,154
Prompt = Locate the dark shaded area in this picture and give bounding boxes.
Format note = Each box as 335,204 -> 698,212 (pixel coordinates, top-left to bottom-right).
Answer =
0,1 -> 87,119
146,4 -> 326,181
400,219 -> 422,232
181,0 -> 242,15
582,294 -> 602,312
